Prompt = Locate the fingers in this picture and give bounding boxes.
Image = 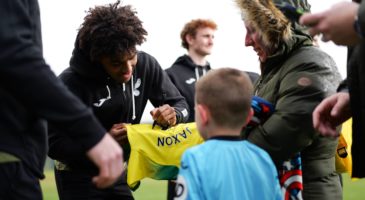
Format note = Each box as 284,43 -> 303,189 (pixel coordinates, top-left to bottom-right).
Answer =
112,128 -> 128,144
312,93 -> 349,138
313,96 -> 334,129
151,104 -> 177,126
313,108 -> 339,138
87,134 -> 124,188
312,94 -> 338,136
299,13 -> 321,29
330,92 -> 350,117
111,123 -> 125,129
109,123 -> 129,145
316,121 -> 339,138
300,13 -> 326,39
113,130 -> 127,141
150,109 -> 157,118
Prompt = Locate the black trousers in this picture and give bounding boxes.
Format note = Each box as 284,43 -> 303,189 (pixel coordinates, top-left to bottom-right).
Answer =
55,168 -> 134,200
167,180 -> 176,200
0,162 -> 42,200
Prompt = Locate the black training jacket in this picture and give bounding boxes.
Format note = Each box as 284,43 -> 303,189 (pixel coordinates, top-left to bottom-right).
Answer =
166,55 -> 210,122
48,43 -> 189,169
0,0 -> 105,178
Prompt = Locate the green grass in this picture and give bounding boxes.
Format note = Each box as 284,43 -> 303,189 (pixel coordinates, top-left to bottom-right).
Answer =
41,170 -> 365,200
132,179 -> 167,200
41,170 -> 59,200
343,174 -> 365,200
40,170 -> 167,200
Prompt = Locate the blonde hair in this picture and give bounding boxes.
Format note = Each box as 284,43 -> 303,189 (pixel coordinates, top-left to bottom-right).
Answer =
236,0 -> 292,50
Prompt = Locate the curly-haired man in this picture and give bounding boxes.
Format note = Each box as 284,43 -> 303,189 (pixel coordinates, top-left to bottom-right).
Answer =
48,1 -> 189,199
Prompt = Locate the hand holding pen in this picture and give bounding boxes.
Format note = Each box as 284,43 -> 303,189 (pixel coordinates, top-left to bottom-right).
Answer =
150,92 -> 177,128
150,104 -> 177,128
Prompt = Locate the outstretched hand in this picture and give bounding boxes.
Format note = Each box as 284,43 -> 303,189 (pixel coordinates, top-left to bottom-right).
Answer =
312,92 -> 352,137
87,134 -> 124,188
150,104 -> 177,127
299,1 -> 360,46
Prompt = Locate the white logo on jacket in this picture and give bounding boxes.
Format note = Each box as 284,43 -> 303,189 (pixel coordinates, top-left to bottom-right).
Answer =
133,78 -> 141,96
185,78 -> 196,84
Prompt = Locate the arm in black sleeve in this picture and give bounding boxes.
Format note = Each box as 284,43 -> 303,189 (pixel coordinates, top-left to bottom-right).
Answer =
0,0 -> 105,153
145,54 -> 189,123
47,73 -> 94,162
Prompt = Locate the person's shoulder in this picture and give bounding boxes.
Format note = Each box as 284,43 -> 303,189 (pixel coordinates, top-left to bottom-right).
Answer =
182,142 -> 210,158
303,45 -> 331,56
243,141 -> 272,159
183,143 -> 203,155
137,51 -> 150,58
167,55 -> 191,69
244,71 -> 260,83
294,45 -> 335,64
236,141 -> 277,173
58,67 -> 77,82
57,67 -> 92,92
136,51 -> 162,70
165,63 -> 184,75
137,51 -> 157,62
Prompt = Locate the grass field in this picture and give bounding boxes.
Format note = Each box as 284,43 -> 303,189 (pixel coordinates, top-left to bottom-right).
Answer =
41,170 -> 365,200
41,170 -> 167,200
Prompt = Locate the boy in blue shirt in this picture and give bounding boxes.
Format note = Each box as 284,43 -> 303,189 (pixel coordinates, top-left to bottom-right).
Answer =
175,68 -> 282,200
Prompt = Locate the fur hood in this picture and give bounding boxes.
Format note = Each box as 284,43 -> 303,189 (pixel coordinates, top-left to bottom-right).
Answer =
235,0 -> 292,50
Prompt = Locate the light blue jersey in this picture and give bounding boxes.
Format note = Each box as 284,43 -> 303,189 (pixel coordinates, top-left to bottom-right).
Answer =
175,137 -> 282,200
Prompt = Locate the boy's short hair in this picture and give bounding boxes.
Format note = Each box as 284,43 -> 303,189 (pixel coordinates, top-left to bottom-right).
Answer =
196,68 -> 253,129
78,0 -> 147,61
180,19 -> 217,50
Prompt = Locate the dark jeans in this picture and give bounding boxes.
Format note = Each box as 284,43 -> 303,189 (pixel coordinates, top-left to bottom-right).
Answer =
0,162 -> 42,200
55,168 -> 134,200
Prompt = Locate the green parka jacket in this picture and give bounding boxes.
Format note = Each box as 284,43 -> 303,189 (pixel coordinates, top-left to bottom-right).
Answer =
244,34 -> 342,181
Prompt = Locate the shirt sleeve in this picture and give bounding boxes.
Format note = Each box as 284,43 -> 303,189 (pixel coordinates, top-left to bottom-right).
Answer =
145,53 -> 190,123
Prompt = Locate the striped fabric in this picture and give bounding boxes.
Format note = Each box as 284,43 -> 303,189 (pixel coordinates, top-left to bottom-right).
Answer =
245,96 -> 303,200
279,153 -> 303,200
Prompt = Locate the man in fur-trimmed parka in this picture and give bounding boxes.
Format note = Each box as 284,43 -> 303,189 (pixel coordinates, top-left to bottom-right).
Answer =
236,0 -> 343,199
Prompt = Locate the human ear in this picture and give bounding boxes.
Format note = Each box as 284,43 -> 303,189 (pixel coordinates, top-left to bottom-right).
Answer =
245,108 -> 254,126
197,104 -> 209,126
186,34 -> 194,45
